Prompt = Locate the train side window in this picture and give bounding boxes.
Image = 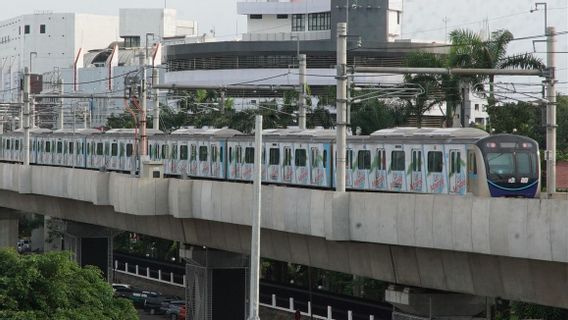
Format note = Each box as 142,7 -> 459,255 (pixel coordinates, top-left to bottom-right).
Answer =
56,141 -> 62,154
180,145 -> 189,160
357,150 -> 371,170
211,145 -> 218,162
45,141 -> 51,153
220,147 -> 224,162
412,150 -> 422,172
428,151 -> 443,173
199,146 -> 208,161
15,140 -> 19,151
6,139 -> 10,150
111,143 -> 118,156
283,147 -> 292,166
69,142 -> 74,154
119,143 -> 124,157
244,147 -> 255,164
391,151 -> 405,171
323,150 -> 328,168
96,143 -> 103,156
376,149 -> 386,170
295,149 -> 307,167
126,144 -> 133,157
468,152 -> 477,174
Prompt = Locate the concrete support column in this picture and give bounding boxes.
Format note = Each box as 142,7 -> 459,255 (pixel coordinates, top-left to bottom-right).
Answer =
0,209 -> 19,249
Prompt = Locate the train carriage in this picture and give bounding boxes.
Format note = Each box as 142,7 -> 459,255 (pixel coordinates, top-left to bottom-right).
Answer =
0,128 -> 52,164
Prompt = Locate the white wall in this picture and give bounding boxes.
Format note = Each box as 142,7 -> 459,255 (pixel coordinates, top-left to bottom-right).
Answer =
74,14 -> 120,60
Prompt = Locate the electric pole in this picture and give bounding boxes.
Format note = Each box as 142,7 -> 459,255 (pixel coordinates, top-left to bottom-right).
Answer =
152,67 -> 160,130
298,54 -> 307,129
23,67 -> 30,165
336,23 -> 348,192
545,26 -> 557,197
58,77 -> 64,130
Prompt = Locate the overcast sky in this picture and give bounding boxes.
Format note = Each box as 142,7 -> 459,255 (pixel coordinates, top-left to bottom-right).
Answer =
2,0 -> 566,93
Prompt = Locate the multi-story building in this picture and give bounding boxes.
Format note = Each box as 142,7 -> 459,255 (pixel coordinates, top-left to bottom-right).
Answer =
0,12 -> 120,102
36,8 -> 197,128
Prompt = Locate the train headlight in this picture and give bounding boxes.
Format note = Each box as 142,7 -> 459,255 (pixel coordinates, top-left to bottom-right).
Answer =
486,142 -> 497,148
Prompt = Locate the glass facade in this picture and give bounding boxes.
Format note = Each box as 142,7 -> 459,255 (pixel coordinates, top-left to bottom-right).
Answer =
308,12 -> 331,31
291,14 -> 305,32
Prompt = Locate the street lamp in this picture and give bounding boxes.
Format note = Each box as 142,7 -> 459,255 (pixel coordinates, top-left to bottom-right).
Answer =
29,52 -> 37,73
145,33 -> 155,64
530,2 -> 548,35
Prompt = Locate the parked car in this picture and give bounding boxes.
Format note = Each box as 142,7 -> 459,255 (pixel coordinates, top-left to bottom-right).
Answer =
143,294 -> 181,315
17,239 -> 31,253
175,304 -> 187,320
111,283 -> 131,293
163,300 -> 185,318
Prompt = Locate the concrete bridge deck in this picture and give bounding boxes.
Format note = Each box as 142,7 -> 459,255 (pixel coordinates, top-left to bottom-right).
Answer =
1,163 -> 568,308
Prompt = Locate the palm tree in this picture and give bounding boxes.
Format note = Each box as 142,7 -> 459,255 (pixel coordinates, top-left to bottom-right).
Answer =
449,29 -> 545,106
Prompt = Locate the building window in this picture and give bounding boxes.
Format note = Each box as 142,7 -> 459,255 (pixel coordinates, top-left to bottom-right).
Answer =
277,14 -> 288,19
291,14 -> 305,32
40,24 -> 46,34
474,104 -> 479,111
24,25 -> 30,34
250,14 -> 263,20
123,36 -> 140,48
397,11 -> 401,25
308,12 -> 331,31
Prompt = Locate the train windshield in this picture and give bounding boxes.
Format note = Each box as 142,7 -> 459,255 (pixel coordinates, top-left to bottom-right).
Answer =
487,151 -> 537,178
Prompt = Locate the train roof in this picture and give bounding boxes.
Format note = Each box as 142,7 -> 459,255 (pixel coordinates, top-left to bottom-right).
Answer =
105,128 -> 164,136
51,128 -> 103,136
370,127 -> 489,143
261,128 -> 337,137
171,127 -> 241,137
6,128 -> 53,135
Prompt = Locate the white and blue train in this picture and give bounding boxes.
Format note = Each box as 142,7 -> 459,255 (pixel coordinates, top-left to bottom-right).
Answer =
0,127 -> 540,198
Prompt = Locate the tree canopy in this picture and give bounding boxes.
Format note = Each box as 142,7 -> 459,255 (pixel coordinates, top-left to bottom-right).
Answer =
0,249 -> 137,320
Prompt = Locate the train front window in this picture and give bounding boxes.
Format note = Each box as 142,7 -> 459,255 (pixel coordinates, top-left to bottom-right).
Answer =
516,152 -> 536,176
487,153 -> 514,176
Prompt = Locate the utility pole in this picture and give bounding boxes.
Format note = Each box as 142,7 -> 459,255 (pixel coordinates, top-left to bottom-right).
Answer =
545,26 -> 557,197
23,67 -> 30,165
248,115 -> 263,320
58,77 -> 64,130
336,22 -> 348,192
152,67 -> 160,130
298,54 -> 307,129
139,52 -> 148,158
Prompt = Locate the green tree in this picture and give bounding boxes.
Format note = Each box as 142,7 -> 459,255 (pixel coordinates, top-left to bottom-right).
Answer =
0,249 -> 137,320
486,102 -> 544,145
449,29 -> 544,106
350,100 -> 405,135
556,95 -> 568,153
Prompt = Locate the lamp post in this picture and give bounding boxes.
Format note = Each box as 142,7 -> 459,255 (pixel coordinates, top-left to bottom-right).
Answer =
530,2 -> 548,35
29,52 -> 37,73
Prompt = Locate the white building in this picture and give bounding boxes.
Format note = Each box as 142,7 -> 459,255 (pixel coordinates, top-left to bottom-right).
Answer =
0,12 -> 120,102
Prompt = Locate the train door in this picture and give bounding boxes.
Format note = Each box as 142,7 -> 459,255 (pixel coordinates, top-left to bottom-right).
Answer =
46,139 -> 55,165
309,144 -> 328,187
293,144 -> 309,185
170,140 -> 182,176
242,144 -> 255,181
267,143 -> 281,183
159,142 -> 169,172
124,140 -> 135,172
227,143 -> 243,180
197,141 -> 210,177
93,140 -> 104,168
64,139 -> 73,166
409,148 -> 424,193
371,147 -> 388,190
282,144 -> 293,183
108,140 -> 119,170
345,148 -> 354,188
424,145 -> 446,194
189,142 -> 198,176
352,146 -> 371,190
176,141 -> 188,176
210,142 -> 222,179
448,147 -> 467,195
467,150 -> 478,194
386,144 -> 406,192
76,140 -> 85,168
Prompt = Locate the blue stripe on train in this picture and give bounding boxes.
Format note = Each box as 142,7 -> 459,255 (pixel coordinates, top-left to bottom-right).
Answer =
488,180 -> 539,198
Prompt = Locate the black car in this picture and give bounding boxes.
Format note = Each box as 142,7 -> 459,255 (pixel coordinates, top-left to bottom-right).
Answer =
144,294 -> 181,315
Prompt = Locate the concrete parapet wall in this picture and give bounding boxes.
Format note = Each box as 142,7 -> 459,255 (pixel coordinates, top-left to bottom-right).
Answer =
2,163 -> 568,267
